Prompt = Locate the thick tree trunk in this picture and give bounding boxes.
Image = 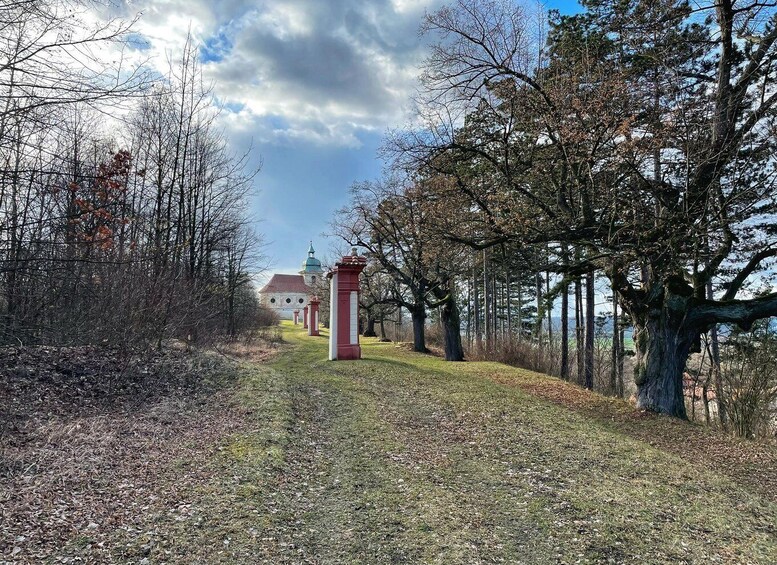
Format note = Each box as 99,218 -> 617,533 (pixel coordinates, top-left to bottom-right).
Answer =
628,281 -> 701,419
363,315 -> 377,337
440,295 -> 464,361
617,275 -> 777,419
411,306 -> 427,353
633,313 -> 693,419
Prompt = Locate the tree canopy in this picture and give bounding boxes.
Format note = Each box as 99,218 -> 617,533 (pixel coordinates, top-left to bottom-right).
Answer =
391,0 -> 777,417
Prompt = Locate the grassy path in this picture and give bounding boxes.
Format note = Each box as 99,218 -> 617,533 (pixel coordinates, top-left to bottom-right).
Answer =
31,326 -> 777,565
112,322 -> 776,564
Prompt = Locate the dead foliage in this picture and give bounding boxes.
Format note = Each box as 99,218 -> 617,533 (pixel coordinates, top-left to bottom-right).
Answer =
485,368 -> 777,503
0,345 -> 248,563
215,337 -> 286,363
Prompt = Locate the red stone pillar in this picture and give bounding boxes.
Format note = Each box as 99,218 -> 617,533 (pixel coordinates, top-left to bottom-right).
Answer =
303,306 -> 309,329
327,249 -> 367,360
293,310 -> 300,325
308,296 -> 320,336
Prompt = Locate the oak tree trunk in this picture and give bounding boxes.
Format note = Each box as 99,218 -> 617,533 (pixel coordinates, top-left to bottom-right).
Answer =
630,283 -> 698,419
364,316 -> 377,337
411,306 -> 427,353
440,294 -> 464,361
633,317 -> 693,419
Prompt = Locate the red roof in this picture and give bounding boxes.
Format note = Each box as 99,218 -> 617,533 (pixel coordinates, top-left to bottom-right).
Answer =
259,274 -> 311,294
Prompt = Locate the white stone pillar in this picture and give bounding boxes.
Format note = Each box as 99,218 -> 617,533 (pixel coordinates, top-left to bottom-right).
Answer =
328,271 -> 338,360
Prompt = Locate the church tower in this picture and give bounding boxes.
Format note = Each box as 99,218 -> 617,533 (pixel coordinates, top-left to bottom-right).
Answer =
300,241 -> 324,285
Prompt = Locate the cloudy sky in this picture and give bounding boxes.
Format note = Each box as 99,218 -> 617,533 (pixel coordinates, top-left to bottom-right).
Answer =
114,0 -> 580,277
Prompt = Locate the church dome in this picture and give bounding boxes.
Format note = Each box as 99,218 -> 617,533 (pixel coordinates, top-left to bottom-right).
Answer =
303,256 -> 322,270
301,242 -> 323,273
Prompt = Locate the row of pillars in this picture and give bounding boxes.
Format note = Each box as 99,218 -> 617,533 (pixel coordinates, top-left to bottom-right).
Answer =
293,295 -> 321,336
292,249 -> 367,361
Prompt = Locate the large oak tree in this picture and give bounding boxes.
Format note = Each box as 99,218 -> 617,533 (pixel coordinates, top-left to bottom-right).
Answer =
408,0 -> 777,417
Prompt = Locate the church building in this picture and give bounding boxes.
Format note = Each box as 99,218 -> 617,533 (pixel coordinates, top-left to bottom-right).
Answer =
258,242 -> 325,320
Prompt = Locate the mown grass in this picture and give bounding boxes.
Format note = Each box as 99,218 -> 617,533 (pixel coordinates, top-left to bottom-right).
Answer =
113,321 -> 776,564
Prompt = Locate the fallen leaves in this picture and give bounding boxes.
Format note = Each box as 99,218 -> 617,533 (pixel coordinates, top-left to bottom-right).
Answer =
4,325 -> 777,563
0,344 -> 247,563
482,367 -> 777,503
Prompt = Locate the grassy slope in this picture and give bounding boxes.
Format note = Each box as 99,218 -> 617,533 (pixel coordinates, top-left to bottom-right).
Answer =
112,322 -> 776,564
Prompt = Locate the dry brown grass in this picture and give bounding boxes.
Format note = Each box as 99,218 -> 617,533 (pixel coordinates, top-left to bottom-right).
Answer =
215,338 -> 287,363
0,345 -> 249,563
475,364 -> 777,504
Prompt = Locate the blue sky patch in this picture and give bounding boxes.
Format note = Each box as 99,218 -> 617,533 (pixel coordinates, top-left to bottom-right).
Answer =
201,30 -> 234,63
264,114 -> 290,131
223,101 -> 245,113
125,32 -> 151,51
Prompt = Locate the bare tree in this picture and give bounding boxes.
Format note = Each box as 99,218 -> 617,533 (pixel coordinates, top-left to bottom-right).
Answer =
0,19 -> 264,347
403,0 -> 777,418
333,177 -> 467,360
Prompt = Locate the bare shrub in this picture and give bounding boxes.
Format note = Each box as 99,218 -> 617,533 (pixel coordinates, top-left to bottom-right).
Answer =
256,306 -> 281,328
255,325 -> 284,345
720,322 -> 777,439
686,319 -> 777,438
467,336 -> 561,377
425,323 -> 445,350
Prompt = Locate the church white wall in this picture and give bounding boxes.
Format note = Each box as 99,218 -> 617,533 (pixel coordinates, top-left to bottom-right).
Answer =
262,292 -> 309,319
302,272 -> 322,286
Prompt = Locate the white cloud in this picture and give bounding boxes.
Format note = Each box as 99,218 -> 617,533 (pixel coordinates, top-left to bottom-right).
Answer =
106,0 -> 445,147
254,3 -> 312,38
